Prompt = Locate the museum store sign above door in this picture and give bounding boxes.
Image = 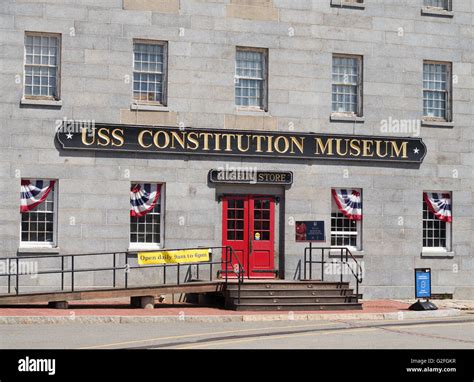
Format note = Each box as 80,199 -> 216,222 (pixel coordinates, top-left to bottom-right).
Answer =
56,122 -> 427,164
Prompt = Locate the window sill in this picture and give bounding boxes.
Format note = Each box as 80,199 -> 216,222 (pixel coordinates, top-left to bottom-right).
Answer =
329,250 -> 364,258
17,246 -> 60,254
331,0 -> 365,9
128,246 -> 162,252
130,103 -> 169,112
20,98 -> 62,108
235,108 -> 269,116
421,250 -> 454,258
330,114 -> 365,123
421,120 -> 454,128
421,7 -> 454,18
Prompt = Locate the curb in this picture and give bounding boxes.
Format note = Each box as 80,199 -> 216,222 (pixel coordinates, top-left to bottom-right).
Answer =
0,309 -> 464,325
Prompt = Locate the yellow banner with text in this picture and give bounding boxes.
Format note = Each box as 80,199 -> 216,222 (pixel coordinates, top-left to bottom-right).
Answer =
137,249 -> 210,265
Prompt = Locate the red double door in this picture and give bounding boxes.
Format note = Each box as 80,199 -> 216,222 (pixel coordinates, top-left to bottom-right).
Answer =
222,195 -> 275,278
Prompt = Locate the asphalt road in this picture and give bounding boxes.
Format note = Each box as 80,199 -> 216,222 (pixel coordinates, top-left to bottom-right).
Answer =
0,315 -> 473,349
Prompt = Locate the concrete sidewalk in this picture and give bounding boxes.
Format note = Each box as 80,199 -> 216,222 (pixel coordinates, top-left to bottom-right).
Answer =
0,299 -> 467,324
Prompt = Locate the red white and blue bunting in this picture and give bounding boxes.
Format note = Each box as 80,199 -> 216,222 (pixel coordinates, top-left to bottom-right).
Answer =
423,192 -> 452,223
331,188 -> 362,221
130,183 -> 161,217
20,179 -> 55,213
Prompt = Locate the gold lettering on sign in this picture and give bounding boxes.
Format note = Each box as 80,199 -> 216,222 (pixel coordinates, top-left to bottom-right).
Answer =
213,133 -> 221,151
290,136 -> 305,154
81,127 -> 95,146
97,128 -> 110,146
314,138 -> 334,156
221,134 -> 235,152
138,130 -> 153,148
170,131 -> 186,149
274,136 -> 289,154
73,125 -> 417,163
375,140 -> 388,158
153,131 -> 170,149
111,129 -> 124,147
390,141 -> 408,158
335,139 -> 349,156
349,139 -> 361,157
266,135 -> 274,153
362,140 -> 374,157
199,133 -> 213,151
253,135 -> 266,153
187,132 -> 199,150
236,134 -> 250,152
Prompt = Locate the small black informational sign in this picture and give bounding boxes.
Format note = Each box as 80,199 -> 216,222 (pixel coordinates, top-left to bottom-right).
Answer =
295,221 -> 325,242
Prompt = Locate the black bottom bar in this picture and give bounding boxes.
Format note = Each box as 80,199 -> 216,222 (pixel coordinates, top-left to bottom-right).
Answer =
0,350 -> 472,381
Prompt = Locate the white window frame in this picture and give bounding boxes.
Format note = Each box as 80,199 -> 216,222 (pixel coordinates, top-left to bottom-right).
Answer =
129,183 -> 165,251
422,191 -> 452,253
423,0 -> 452,11
235,46 -> 268,112
330,188 -> 362,252
331,54 -> 363,118
132,39 -> 168,107
422,60 -> 452,122
23,31 -> 61,101
19,179 -> 58,249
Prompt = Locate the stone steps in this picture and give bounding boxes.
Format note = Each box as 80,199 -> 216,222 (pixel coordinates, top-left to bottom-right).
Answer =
224,280 -> 361,311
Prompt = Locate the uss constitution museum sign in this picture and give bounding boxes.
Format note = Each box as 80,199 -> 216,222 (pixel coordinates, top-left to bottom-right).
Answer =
56,122 -> 427,164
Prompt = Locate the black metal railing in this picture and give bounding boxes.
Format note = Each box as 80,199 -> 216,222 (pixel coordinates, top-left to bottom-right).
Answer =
302,246 -> 363,300
0,245 -> 245,304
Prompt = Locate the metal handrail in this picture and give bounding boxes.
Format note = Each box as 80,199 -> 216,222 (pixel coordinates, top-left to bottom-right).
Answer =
344,247 -> 363,283
221,245 -> 245,304
0,245 -> 244,304
302,246 -> 363,301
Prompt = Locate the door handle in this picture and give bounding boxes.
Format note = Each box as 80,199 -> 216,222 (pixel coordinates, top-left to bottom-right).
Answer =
249,236 -> 253,255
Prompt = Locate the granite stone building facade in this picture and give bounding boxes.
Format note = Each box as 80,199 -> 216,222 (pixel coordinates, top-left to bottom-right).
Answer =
0,0 -> 473,298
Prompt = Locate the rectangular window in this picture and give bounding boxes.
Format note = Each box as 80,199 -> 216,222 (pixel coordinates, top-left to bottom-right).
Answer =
423,61 -> 452,122
133,40 -> 168,105
332,54 -> 363,116
423,0 -> 451,10
130,184 -> 164,248
235,47 -> 268,110
24,32 -> 60,100
423,192 -> 452,251
20,180 -> 57,246
331,189 -> 362,250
